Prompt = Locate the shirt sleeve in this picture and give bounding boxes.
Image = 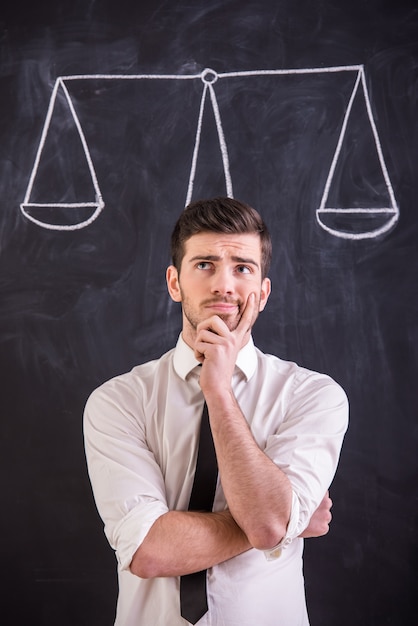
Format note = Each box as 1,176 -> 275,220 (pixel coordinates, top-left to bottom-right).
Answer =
83,376 -> 169,571
263,371 -> 349,551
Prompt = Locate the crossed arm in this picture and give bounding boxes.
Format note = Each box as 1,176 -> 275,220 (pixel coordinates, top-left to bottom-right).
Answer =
130,494 -> 332,578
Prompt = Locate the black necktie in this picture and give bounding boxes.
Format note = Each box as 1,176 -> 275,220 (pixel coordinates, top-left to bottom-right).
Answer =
180,402 -> 218,624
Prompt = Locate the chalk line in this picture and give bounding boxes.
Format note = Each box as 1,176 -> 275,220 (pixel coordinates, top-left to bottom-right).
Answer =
20,65 -> 398,239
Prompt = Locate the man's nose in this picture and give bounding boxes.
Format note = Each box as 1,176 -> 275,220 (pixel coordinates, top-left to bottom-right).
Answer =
210,267 -> 234,295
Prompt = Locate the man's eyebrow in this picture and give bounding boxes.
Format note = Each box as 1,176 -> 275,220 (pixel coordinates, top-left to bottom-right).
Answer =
188,254 -> 259,268
231,256 -> 259,268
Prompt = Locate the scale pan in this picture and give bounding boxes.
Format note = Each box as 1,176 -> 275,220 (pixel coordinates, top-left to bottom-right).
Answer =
316,208 -> 399,240
20,201 -> 104,231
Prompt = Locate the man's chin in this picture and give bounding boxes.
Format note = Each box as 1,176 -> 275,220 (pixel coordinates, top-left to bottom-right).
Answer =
218,313 -> 240,331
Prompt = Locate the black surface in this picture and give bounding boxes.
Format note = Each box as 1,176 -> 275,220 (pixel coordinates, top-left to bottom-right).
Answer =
1,1 -> 417,624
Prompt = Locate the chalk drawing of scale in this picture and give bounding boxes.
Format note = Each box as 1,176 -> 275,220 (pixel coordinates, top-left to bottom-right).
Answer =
20,65 -> 399,239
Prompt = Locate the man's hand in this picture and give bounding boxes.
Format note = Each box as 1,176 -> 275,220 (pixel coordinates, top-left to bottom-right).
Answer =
299,491 -> 333,538
195,292 -> 256,394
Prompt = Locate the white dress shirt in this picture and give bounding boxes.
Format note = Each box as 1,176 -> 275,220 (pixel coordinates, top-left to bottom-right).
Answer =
84,335 -> 348,626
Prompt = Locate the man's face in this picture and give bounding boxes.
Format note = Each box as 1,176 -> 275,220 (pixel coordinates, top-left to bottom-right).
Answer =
166,231 -> 271,347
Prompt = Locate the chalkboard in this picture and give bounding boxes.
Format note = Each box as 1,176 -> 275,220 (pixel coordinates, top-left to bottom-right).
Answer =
1,1 -> 417,624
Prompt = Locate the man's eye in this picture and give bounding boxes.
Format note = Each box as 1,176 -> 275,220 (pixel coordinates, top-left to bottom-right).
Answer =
237,265 -> 251,274
197,262 -> 211,270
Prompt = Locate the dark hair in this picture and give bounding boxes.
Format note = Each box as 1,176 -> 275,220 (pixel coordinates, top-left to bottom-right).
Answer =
170,197 -> 272,278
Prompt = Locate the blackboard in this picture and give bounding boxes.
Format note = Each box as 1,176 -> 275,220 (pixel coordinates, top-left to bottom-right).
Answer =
1,1 -> 417,624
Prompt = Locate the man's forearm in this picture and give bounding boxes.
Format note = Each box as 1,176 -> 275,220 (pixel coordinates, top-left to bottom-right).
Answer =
130,508 -> 251,579
207,390 -> 292,551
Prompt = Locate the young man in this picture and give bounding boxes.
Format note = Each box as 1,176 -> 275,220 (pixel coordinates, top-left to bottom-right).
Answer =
84,197 -> 348,625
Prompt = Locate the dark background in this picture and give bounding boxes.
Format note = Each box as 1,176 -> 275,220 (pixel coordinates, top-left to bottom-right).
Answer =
1,1 -> 417,624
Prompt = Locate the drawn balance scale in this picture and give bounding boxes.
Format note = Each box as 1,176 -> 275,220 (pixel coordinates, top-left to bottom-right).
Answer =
20,65 -> 399,239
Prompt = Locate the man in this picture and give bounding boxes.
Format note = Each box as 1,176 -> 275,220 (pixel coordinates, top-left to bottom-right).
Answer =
84,197 -> 348,625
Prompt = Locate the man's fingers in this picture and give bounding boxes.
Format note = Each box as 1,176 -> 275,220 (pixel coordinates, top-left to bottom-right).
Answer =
196,315 -> 229,337
234,292 -> 256,336
194,319 -> 229,361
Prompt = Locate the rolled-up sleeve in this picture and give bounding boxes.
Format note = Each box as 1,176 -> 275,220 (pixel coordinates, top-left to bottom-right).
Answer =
264,372 -> 349,549
83,378 -> 169,571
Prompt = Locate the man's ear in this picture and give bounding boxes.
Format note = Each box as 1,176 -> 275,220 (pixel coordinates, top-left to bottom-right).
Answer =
258,277 -> 271,312
166,265 -> 182,302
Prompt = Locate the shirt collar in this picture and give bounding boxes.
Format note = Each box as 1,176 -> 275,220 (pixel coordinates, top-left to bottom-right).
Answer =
173,333 -> 257,382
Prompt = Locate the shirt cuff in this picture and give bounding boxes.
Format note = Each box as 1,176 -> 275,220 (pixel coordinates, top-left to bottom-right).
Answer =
110,498 -> 169,571
263,490 -> 300,561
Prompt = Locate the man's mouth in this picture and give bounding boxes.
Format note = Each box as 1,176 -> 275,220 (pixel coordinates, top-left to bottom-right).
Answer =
204,300 -> 240,314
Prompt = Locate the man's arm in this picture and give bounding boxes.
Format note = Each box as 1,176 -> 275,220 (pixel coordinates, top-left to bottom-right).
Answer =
130,489 -> 333,580
130,509 -> 250,578
130,489 -> 334,578
85,383 -> 252,579
205,388 -> 292,550
195,294 -> 292,551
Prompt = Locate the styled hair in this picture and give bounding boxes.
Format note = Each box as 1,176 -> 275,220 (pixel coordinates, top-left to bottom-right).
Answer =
170,197 -> 272,278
